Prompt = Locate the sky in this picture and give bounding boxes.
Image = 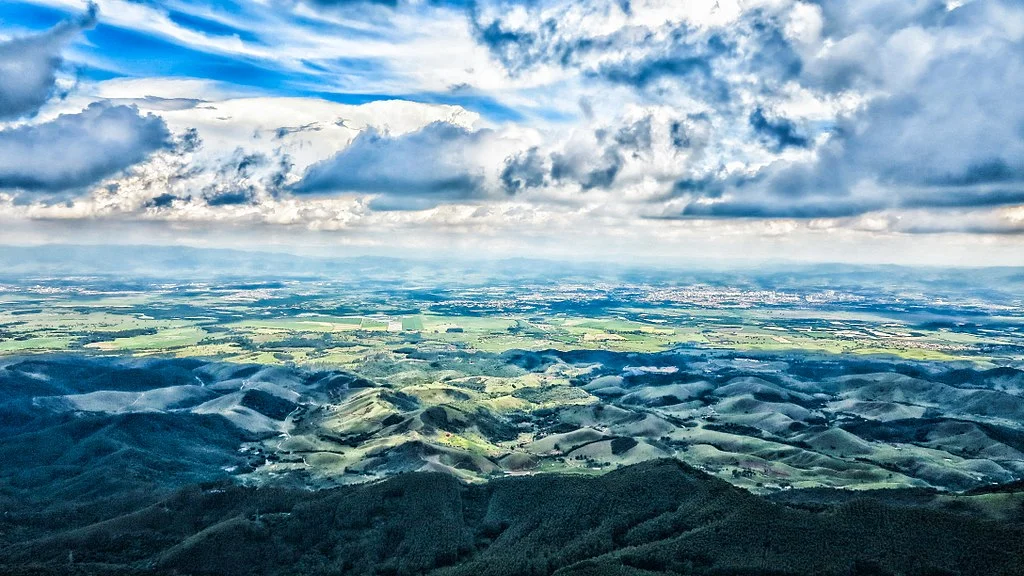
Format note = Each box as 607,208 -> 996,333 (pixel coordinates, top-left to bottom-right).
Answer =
0,0 -> 1022,266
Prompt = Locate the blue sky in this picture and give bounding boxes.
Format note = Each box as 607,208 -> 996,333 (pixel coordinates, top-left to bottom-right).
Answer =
0,0 -> 1022,265
0,0 -> 525,117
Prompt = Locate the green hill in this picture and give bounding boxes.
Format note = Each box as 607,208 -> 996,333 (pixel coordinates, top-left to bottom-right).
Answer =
2,460 -> 1022,576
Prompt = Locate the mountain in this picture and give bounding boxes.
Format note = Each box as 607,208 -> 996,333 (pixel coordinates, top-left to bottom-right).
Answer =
1,459 -> 1022,576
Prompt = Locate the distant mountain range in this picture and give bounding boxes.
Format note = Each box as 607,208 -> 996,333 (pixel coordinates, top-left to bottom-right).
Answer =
1,244 -> 1022,290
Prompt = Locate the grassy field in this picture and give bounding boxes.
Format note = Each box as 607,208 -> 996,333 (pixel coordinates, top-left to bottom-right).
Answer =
86,326 -> 208,351
0,305 -> 1003,363
0,278 -> 1018,369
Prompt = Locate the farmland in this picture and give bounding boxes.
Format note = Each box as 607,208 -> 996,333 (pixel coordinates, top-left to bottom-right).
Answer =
2,265 -> 1022,493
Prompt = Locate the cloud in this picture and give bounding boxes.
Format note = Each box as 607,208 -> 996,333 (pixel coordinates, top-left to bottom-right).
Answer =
0,3 -> 97,120
58,97 -> 482,216
471,2 -> 796,105
292,121 -> 492,209
0,102 -> 171,193
552,146 -> 623,190
611,115 -> 653,156
198,149 -> 268,206
146,193 -> 181,208
498,113 -> 678,194
749,107 -> 809,151
1,0 -> 1021,263
302,0 -> 470,8
500,147 -> 547,194
472,3 -> 727,96
302,0 -> 400,7
274,123 -> 323,140
597,54 -> 715,89
474,14 -> 621,78
662,0 -> 1024,220
107,96 -> 206,112
680,197 -> 868,219
204,186 -> 258,206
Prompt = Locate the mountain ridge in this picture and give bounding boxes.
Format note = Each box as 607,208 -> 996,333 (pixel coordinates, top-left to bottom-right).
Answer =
2,458 -> 1022,576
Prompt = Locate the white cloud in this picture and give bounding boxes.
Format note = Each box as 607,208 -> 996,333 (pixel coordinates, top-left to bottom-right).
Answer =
2,0 -> 1023,264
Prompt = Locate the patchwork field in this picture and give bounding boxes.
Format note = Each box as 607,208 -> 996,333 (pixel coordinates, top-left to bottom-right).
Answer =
1,271 -> 1022,494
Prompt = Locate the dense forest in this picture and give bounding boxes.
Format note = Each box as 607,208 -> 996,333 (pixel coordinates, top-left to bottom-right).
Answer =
2,459 -> 1022,576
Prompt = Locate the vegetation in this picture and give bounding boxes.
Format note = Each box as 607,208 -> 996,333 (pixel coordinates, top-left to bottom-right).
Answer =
1,268 -> 1022,574
1,460 -> 1022,576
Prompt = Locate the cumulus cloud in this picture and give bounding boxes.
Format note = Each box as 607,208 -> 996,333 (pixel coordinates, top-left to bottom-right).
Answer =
293,121 -> 496,210
0,3 -> 97,120
643,0 -> 1024,219
0,102 -> 171,193
464,0 -> 1024,222
472,1 -> 797,99
498,110 -> 706,196
748,108 -> 809,152
57,97 -> 482,216
3,0 -> 1022,263
500,147 -> 548,194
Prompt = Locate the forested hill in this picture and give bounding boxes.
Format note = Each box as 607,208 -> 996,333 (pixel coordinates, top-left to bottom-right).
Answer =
2,459 -> 1023,576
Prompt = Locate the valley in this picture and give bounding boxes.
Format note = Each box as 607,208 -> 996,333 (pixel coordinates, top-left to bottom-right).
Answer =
2,263 -> 1024,575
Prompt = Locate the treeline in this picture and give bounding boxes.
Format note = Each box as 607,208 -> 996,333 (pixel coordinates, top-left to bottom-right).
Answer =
2,460 -> 1023,576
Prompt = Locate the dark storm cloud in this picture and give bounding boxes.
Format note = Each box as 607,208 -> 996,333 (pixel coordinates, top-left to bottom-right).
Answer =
293,122 -> 488,209
800,0 -> 1003,93
667,114 -> 710,151
266,154 -> 295,193
0,3 -> 97,119
141,140 -> 293,210
0,102 -> 171,193
177,128 -> 203,154
896,187 -> 1024,210
556,116 -> 660,190
546,144 -> 624,191
671,176 -> 728,200
590,12 -> 800,100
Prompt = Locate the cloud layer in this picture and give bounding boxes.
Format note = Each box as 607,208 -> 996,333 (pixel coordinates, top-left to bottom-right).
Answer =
294,122 -> 493,209
0,102 -> 170,192
0,0 -> 1022,263
0,3 -> 96,119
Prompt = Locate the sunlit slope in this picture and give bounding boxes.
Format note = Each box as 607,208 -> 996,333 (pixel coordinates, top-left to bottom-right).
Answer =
4,352 -> 1024,492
